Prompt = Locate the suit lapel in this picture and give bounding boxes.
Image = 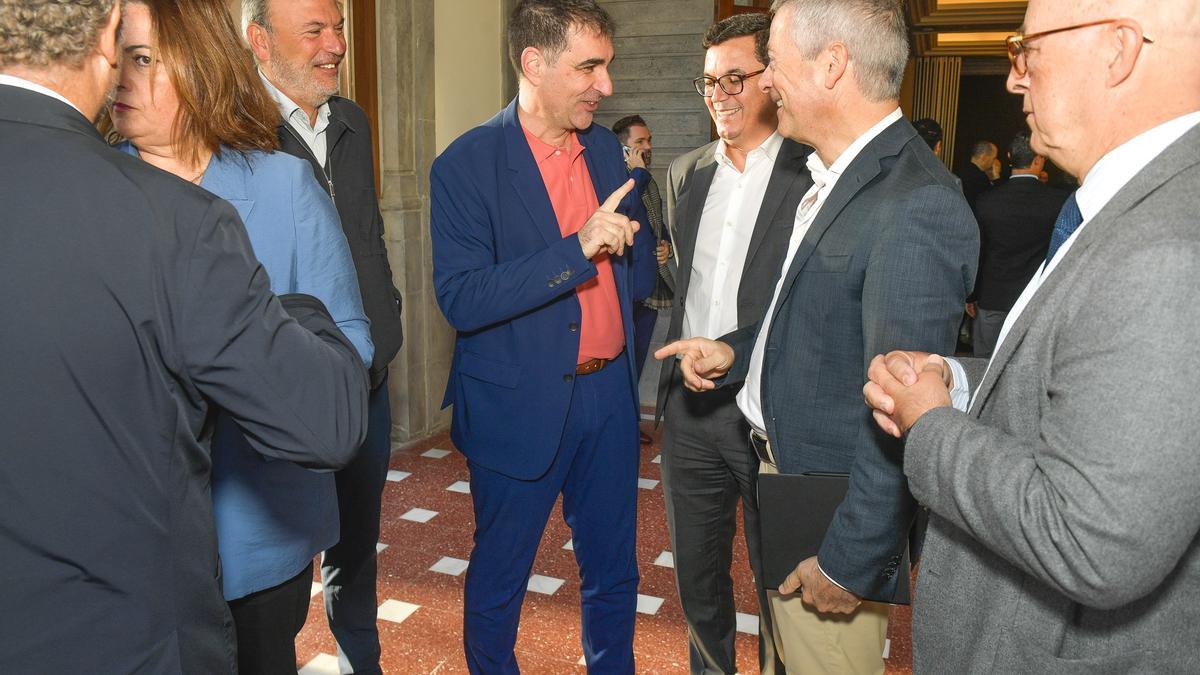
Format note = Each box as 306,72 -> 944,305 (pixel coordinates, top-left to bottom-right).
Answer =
767,141 -> 887,327
502,101 -> 562,247
969,122 -> 1200,412
741,140 -> 812,288
673,149 -> 718,302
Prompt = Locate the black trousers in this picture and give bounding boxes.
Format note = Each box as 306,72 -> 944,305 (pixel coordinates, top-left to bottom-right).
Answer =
228,561 -> 314,675
660,380 -> 784,675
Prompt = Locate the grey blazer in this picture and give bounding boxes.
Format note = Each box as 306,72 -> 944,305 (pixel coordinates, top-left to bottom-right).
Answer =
655,137 -> 813,419
721,118 -> 978,597
905,122 -> 1200,673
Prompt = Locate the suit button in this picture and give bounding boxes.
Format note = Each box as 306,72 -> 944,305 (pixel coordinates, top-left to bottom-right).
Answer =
563,374 -> 574,382
559,271 -> 571,281
568,322 -> 579,332
548,280 -> 556,288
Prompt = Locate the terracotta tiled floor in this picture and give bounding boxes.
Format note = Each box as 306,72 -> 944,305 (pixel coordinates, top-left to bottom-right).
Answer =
294,420 -> 914,674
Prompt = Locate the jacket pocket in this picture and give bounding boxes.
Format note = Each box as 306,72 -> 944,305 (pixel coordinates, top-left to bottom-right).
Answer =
458,351 -> 521,389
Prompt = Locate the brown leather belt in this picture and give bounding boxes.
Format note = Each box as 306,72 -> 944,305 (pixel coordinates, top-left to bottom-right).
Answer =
575,357 -> 610,375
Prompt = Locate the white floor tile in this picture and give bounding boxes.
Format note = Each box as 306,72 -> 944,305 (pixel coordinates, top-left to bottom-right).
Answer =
386,470 -> 411,482
640,412 -> 655,422
298,653 -> 340,675
735,612 -> 759,635
638,477 -> 660,490
883,638 -> 891,659
562,539 -> 574,551
577,655 -> 587,666
400,508 -> 438,523
310,581 -> 323,598
653,551 -> 674,568
652,454 -> 662,464
377,599 -> 420,624
527,574 -> 565,595
446,480 -> 471,494
430,556 -> 469,576
376,542 -> 389,553
421,448 -> 451,459
636,594 -> 664,615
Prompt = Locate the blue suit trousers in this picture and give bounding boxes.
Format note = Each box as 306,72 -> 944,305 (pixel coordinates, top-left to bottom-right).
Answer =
463,353 -> 640,674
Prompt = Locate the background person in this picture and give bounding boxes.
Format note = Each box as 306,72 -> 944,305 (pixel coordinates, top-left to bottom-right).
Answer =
243,1 -> 405,669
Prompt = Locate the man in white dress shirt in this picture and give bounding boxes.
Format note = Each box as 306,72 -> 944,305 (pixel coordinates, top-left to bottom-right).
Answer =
654,13 -> 813,674
864,0 -> 1200,671
658,1 -> 977,672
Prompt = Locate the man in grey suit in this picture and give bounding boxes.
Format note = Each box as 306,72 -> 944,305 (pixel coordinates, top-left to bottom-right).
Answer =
658,1 -> 977,672
655,13 -> 811,674
864,0 -> 1200,672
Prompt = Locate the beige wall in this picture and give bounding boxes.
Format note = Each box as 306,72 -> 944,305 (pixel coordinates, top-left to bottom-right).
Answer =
434,0 -> 509,154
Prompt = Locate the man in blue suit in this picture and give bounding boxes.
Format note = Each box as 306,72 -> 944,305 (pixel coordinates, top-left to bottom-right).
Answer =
429,1 -> 652,672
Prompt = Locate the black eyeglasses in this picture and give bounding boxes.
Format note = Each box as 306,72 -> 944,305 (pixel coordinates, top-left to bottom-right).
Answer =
693,68 -> 766,97
1007,18 -> 1153,77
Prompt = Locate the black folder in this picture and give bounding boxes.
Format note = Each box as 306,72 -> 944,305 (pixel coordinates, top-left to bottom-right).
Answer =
757,471 -> 910,605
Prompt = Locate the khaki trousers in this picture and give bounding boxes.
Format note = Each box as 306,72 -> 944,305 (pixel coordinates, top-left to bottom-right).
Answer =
759,453 -> 888,675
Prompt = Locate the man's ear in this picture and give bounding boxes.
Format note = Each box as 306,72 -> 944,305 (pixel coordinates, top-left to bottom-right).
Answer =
1106,20 -> 1148,88
246,22 -> 272,64
96,1 -> 122,68
521,46 -> 544,85
823,42 -> 849,91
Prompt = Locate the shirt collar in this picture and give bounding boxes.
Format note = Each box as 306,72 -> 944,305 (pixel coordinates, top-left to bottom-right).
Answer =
807,107 -> 903,182
0,74 -> 82,115
1075,111 -> 1200,222
258,70 -> 331,132
714,130 -> 784,169
522,125 -> 584,164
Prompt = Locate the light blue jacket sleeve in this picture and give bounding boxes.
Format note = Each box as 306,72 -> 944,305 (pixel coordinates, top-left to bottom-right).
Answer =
287,160 -> 374,366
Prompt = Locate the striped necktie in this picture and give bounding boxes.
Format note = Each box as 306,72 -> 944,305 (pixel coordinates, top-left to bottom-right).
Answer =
1044,192 -> 1083,266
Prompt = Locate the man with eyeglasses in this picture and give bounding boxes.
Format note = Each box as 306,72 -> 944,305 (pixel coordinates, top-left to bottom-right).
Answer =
659,1 -> 976,672
863,0 -> 1200,671
653,13 -> 812,675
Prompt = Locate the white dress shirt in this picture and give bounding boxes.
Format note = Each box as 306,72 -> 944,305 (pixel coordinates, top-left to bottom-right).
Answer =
260,71 -> 332,168
738,109 -> 904,433
0,74 -> 82,114
948,110 -> 1200,407
683,132 -> 785,340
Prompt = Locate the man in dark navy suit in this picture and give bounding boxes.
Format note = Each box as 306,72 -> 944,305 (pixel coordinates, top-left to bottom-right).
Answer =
972,133 -> 1069,356
0,1 -> 367,671
429,1 -> 652,673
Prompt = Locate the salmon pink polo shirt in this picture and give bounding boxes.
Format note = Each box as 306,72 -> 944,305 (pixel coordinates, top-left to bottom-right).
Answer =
523,126 -> 624,364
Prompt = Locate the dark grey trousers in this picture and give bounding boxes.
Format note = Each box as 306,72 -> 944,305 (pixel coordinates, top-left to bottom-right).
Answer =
973,307 -> 1009,358
660,379 -> 783,675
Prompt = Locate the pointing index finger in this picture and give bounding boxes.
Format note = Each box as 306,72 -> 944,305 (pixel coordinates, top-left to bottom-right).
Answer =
599,178 -> 636,213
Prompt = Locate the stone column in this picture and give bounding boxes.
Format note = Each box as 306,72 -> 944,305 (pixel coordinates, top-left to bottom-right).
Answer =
376,0 -> 454,444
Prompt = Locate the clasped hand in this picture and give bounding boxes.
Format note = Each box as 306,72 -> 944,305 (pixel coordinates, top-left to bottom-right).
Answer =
578,179 -> 640,259
862,351 -> 954,438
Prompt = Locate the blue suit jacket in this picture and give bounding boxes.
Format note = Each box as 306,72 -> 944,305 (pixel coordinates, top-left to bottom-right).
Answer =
120,142 -> 373,599
431,99 -> 650,480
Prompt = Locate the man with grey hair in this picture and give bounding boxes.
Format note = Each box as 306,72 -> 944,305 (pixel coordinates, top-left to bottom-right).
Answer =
244,2 -> 405,671
864,0 -> 1200,671
657,1 -> 977,672
0,0 -> 369,670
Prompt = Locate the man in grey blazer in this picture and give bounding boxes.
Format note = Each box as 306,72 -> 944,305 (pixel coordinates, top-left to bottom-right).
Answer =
658,1 -> 977,672
864,0 -> 1200,672
656,13 -> 811,674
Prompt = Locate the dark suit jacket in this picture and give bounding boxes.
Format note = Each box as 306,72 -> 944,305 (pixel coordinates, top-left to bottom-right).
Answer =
721,118 -> 978,598
0,85 -> 368,672
655,137 -> 813,419
974,175 -> 1069,311
430,98 -> 650,480
959,161 -> 993,211
277,96 -> 403,389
